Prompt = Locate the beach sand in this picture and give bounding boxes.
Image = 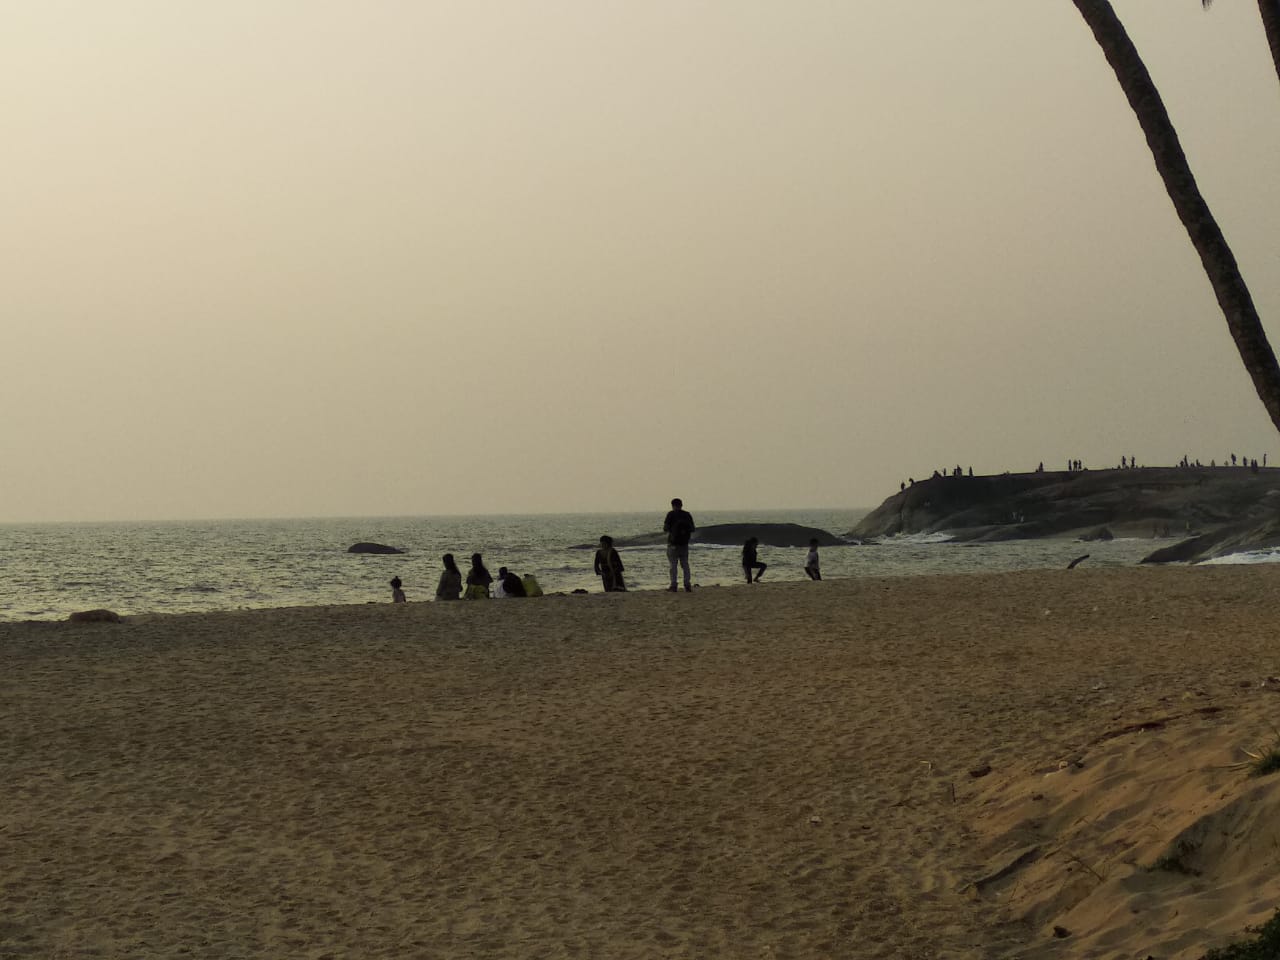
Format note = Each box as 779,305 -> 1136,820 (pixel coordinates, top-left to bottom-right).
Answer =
4,566 -> 1280,959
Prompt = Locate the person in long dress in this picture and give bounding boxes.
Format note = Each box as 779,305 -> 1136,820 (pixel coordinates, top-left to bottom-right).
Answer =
464,553 -> 493,600
435,554 -> 463,601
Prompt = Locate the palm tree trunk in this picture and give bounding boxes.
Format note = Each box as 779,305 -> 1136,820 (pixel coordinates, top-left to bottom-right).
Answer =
1072,0 -> 1280,434
1259,0 -> 1280,90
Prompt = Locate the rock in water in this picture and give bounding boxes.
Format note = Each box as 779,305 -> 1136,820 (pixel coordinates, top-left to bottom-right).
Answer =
347,542 -> 405,555
573,522 -> 845,550
68,609 -> 122,624
850,466 -> 1280,544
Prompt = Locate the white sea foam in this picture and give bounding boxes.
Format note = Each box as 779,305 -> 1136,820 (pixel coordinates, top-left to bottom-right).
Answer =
1201,549 -> 1280,565
877,532 -> 956,545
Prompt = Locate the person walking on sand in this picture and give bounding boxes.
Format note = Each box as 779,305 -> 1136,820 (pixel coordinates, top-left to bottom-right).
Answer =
594,535 -> 627,593
804,538 -> 822,581
435,554 -> 463,601
390,576 -> 407,603
742,537 -> 767,584
663,498 -> 696,592
464,553 -> 493,600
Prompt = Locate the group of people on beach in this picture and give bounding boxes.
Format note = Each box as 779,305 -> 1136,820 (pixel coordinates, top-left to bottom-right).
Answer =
390,553 -> 545,603
389,498 -> 824,602
664,498 -> 824,588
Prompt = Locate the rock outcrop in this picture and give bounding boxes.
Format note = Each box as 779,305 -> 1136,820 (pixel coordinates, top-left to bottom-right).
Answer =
68,609 -> 123,624
347,542 -> 405,555
1141,496 -> 1280,563
849,468 -> 1280,549
573,523 -> 847,550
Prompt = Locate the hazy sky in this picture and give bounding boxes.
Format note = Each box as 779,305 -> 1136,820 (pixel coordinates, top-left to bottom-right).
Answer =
5,1 -> 1279,522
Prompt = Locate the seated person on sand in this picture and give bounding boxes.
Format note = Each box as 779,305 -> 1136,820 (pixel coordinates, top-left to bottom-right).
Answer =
497,567 -> 527,598
390,576 -> 407,603
464,553 -> 493,600
436,554 -> 463,601
594,535 -> 627,592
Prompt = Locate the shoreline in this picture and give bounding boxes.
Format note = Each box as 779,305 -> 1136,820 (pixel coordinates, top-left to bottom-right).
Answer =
5,552 -> 1223,627
5,565 -> 1280,959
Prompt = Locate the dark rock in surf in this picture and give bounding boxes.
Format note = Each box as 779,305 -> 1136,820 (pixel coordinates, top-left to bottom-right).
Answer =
572,522 -> 847,550
347,542 -> 405,555
1141,501 -> 1280,564
1078,527 -> 1113,542
68,609 -> 123,624
689,523 -> 847,548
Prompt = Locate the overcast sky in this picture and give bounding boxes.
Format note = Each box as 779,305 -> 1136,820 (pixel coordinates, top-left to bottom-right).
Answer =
4,1 -> 1279,522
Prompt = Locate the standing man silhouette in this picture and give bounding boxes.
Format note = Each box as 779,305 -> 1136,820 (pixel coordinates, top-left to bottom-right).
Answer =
663,497 -> 696,592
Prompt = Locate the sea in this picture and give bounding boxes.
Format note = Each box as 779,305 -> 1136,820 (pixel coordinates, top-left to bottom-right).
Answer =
0,507 -> 1247,622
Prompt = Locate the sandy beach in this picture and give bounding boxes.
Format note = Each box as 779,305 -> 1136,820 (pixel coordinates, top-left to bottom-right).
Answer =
4,566 -> 1280,959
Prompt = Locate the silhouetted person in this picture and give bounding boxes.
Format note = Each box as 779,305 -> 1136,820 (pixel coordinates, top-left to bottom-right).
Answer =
390,576 -> 406,603
465,553 -> 492,600
594,535 -> 626,592
497,566 -> 526,597
663,498 -> 695,592
742,537 -> 767,583
436,554 -> 462,601
804,538 -> 822,581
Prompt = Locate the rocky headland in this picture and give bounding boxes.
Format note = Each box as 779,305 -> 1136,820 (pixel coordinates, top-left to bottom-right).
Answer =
848,467 -> 1280,563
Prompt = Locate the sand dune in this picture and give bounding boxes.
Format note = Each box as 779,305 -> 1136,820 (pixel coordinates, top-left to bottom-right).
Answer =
3,566 -> 1280,959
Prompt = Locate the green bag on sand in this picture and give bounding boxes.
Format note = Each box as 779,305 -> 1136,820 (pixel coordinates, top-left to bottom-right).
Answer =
521,575 -> 543,598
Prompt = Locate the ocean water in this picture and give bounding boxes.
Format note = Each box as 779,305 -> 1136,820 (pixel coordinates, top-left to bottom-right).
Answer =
0,508 -> 1180,622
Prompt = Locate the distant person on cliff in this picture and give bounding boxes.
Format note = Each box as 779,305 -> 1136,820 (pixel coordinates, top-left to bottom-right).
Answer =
435,554 -> 462,601
390,576 -> 406,603
594,535 -> 627,592
663,498 -> 696,592
464,553 -> 493,600
804,539 -> 822,581
742,537 -> 767,584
